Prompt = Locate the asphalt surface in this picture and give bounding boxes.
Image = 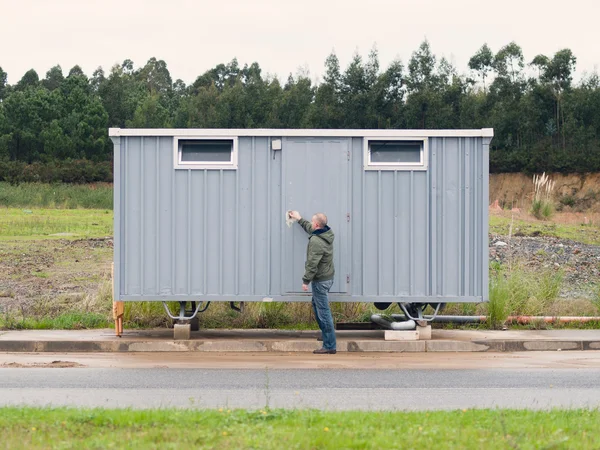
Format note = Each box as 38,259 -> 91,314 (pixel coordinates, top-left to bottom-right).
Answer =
2,366 -> 600,410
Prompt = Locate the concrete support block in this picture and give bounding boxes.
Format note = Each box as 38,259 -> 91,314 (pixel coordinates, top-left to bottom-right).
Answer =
417,325 -> 432,340
174,324 -> 191,340
384,330 -> 419,341
384,325 -> 432,341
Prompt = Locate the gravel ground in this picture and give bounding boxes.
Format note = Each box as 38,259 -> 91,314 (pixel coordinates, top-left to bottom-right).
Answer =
489,234 -> 600,299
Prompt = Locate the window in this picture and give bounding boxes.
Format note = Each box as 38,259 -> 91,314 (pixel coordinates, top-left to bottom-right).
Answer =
174,137 -> 238,169
364,137 -> 427,170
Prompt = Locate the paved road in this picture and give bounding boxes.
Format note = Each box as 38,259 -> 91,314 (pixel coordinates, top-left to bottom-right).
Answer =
2,361 -> 600,410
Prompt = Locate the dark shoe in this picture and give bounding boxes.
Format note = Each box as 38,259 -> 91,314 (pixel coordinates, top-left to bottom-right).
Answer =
313,348 -> 336,354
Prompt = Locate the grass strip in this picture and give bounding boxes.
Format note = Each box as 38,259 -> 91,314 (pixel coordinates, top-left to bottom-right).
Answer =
489,215 -> 600,245
0,313 -> 111,330
0,407 -> 599,449
0,182 -> 113,209
0,208 -> 112,238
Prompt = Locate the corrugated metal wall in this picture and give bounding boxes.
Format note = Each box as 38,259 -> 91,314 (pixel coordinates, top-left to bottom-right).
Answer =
113,133 -> 489,303
351,137 -> 488,301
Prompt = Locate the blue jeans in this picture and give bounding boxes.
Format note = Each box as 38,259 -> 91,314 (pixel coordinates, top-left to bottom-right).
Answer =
311,279 -> 336,350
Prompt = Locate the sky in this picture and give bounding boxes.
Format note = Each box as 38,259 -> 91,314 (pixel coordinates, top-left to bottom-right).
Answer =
1,0 -> 599,85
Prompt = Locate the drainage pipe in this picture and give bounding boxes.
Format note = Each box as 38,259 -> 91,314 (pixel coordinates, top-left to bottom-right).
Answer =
370,314 -> 416,330
390,314 -> 600,324
391,314 -> 484,323
505,316 -> 600,325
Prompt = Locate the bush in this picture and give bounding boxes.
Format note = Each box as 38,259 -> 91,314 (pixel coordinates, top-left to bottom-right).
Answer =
531,199 -> 554,220
0,160 -> 113,184
488,273 -> 509,328
559,195 -> 576,207
486,265 -> 564,329
593,284 -> 600,314
531,172 -> 555,220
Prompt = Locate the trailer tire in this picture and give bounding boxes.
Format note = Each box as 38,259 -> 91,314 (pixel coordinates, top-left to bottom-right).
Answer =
374,302 -> 392,311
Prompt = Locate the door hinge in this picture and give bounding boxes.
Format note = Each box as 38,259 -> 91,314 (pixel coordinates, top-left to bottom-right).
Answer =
346,213 -> 350,222
347,150 -> 350,161
346,275 -> 350,284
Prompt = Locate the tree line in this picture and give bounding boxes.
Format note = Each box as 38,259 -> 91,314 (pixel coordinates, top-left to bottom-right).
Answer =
1,40 -> 599,182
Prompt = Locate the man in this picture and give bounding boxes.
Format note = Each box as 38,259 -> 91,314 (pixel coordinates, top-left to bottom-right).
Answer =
288,210 -> 336,354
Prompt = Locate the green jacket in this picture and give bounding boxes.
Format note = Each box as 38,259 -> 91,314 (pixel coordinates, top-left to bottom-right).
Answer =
298,218 -> 335,284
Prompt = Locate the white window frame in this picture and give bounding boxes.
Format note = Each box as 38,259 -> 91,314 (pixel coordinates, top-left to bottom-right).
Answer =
364,137 -> 428,171
173,136 -> 238,170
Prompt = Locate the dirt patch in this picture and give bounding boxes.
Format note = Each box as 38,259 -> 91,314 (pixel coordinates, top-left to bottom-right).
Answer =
490,173 -> 600,213
0,238 -> 112,318
1,227 -> 598,327
1,360 -> 86,368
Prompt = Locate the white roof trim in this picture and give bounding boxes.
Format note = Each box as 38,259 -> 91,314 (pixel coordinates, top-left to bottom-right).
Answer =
109,128 -> 494,138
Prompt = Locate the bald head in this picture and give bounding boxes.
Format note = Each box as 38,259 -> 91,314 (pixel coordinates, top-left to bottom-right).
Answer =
312,213 -> 328,229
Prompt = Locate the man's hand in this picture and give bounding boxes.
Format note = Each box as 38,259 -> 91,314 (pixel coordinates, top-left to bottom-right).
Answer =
288,210 -> 302,221
302,283 -> 309,292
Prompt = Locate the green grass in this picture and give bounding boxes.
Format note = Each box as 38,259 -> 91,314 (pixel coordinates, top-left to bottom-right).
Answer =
0,208 -> 112,238
0,198 -> 597,330
489,215 -> 600,245
121,302 -> 350,330
31,270 -> 50,278
593,284 -> 600,314
0,312 -> 110,330
531,199 -> 554,220
0,407 -> 599,449
0,182 -> 113,209
486,264 -> 565,328
488,273 -> 509,328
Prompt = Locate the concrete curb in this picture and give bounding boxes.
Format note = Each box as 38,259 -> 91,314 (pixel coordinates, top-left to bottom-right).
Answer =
2,339 -> 600,353
473,340 -> 600,352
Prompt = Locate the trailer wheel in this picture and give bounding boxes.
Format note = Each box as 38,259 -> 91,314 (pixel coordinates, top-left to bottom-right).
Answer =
427,303 -> 446,314
374,302 -> 392,310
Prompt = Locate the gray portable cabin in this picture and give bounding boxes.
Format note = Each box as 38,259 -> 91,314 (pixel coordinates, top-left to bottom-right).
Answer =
109,128 -> 493,320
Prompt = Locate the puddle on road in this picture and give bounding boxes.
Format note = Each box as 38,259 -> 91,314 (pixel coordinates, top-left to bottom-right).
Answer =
1,360 -> 86,368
